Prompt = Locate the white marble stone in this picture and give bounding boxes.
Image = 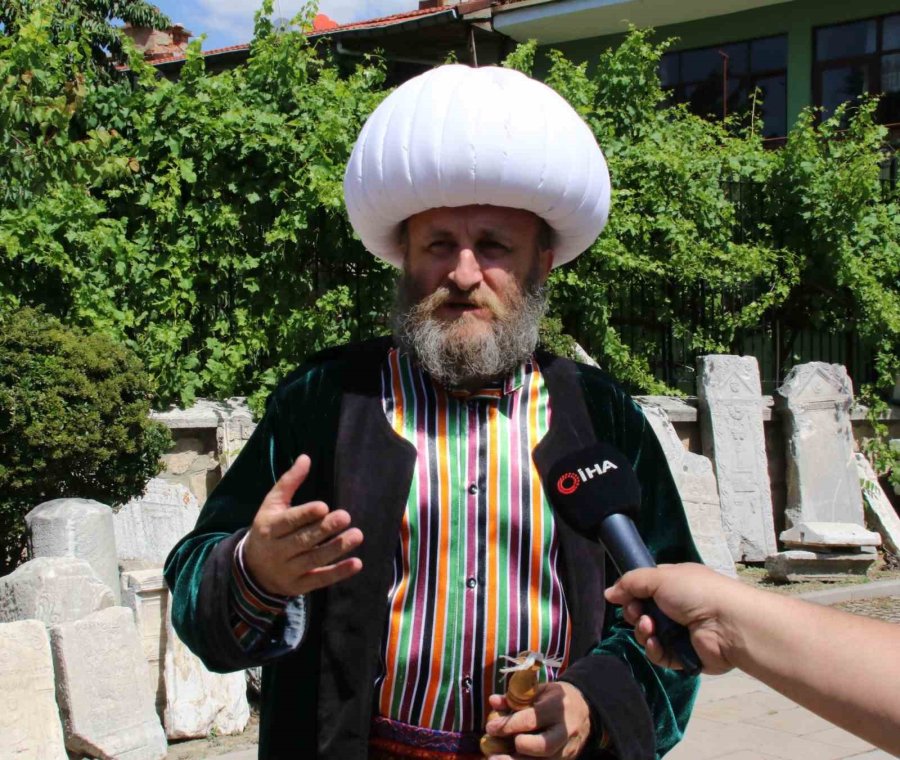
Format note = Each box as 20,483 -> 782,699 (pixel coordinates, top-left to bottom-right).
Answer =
121,568 -> 169,717
776,362 -> 865,528
0,557 -> 114,625
114,479 -> 200,564
640,402 -> 737,577
50,606 -> 167,759
698,355 -> 777,562
25,498 -> 121,604
780,521 -> 881,548
163,605 -> 249,740
0,619 -> 67,759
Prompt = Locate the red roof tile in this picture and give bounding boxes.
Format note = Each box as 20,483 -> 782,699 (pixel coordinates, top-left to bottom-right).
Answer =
309,6 -> 453,36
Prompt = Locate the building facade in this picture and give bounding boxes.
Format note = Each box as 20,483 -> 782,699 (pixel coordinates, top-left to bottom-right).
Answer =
486,0 -> 900,141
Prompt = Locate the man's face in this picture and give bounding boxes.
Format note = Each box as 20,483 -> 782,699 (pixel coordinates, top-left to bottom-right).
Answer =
392,205 -> 554,388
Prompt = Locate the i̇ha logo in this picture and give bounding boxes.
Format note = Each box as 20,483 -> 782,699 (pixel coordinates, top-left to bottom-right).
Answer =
556,461 -> 619,495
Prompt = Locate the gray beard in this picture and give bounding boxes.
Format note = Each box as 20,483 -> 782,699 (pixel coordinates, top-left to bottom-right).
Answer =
391,275 -> 548,389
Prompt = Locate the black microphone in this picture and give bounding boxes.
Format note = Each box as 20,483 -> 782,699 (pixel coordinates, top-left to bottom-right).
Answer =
545,442 -> 702,676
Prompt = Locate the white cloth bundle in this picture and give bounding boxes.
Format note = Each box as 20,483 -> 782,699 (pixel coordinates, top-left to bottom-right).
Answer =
343,64 -> 610,268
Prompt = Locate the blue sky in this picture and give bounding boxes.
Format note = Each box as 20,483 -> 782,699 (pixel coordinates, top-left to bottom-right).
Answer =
151,1 -> 417,50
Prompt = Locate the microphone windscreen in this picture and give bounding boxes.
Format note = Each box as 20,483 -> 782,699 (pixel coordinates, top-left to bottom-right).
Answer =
545,442 -> 641,536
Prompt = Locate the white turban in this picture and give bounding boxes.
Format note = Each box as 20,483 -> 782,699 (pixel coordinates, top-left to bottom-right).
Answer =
343,64 -> 610,268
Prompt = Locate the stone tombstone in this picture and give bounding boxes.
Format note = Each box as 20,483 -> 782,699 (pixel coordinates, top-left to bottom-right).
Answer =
121,568 -> 169,717
0,557 -> 114,626
775,362 -> 864,528
114,479 -> 200,564
697,355 -> 777,562
216,398 -> 257,473
0,619 -> 67,759
25,498 -> 121,604
640,402 -> 737,577
163,604 -> 250,740
855,453 -> 900,555
49,606 -> 167,760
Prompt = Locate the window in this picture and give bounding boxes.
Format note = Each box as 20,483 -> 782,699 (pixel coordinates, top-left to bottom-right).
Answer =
813,13 -> 900,126
660,35 -> 788,138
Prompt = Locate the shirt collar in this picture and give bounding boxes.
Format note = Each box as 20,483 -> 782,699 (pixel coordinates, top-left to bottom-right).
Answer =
417,356 -> 534,401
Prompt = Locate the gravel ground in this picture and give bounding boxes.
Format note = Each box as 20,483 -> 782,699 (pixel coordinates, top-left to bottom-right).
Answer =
835,595 -> 900,622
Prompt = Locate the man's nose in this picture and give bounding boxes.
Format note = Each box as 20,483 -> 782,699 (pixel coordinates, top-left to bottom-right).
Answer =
448,247 -> 483,291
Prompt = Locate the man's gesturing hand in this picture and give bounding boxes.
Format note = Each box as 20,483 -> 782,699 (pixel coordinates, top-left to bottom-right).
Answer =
484,682 -> 592,759
243,454 -> 364,597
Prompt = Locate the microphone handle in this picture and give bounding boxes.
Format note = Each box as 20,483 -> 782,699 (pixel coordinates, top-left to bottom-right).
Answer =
598,515 -> 702,677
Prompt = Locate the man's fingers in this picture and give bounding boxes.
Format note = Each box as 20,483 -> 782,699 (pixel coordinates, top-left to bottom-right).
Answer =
289,527 -> 363,571
263,454 -> 312,511
265,500 -> 330,539
487,706 -> 539,736
513,722 -> 566,757
291,557 -> 363,594
611,568 -> 664,604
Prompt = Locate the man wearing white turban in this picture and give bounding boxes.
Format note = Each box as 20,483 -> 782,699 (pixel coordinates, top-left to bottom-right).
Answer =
166,65 -> 700,760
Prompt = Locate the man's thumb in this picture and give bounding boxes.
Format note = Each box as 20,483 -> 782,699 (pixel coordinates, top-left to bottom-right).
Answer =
264,454 -> 311,510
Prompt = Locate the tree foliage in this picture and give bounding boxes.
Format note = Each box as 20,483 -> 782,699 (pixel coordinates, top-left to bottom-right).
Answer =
0,308 -> 171,574
0,4 -> 896,477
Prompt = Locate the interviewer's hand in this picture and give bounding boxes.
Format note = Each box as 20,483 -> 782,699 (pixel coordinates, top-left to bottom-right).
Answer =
243,454 -> 363,597
604,563 -> 741,675
484,682 -> 591,759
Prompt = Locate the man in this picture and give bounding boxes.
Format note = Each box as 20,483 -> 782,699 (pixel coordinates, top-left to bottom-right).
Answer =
166,65 -> 700,760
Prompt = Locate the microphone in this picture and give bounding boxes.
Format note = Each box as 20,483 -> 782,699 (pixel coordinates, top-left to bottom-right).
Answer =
545,442 -> 702,676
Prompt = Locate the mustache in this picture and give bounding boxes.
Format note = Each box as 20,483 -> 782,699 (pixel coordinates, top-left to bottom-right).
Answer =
413,285 -> 509,320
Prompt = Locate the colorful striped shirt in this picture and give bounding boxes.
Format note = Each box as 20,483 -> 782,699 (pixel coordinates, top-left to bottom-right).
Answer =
376,349 -> 571,732
228,349 -> 573,732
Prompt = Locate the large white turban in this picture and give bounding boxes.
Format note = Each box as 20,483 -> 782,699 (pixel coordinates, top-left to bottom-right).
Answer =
343,64 -> 610,268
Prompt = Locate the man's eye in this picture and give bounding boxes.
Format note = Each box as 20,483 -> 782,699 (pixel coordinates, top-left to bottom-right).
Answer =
480,241 -> 510,254
427,241 -> 453,253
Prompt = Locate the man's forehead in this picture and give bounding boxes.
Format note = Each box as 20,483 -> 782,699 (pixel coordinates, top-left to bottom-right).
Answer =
407,205 -> 541,235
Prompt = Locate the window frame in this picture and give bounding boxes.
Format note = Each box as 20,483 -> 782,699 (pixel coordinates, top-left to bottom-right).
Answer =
812,12 -> 900,127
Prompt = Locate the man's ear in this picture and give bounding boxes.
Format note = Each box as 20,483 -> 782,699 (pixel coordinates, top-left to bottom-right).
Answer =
538,247 -> 554,280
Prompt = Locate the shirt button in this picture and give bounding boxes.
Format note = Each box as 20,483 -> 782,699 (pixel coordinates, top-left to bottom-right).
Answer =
462,676 -> 473,690
466,577 -> 477,589
468,483 -> 478,495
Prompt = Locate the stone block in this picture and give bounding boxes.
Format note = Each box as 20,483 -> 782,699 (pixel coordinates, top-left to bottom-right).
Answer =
25,498 -> 121,604
0,619 -> 67,759
776,362 -> 864,528
855,455 -> 900,556
121,568 -> 169,717
50,606 -> 167,760
163,605 -> 250,740
247,666 -> 262,699
0,557 -> 114,625
698,355 -> 777,562
640,402 -> 737,577
780,521 -> 881,549
765,549 -> 876,582
114,479 -> 200,564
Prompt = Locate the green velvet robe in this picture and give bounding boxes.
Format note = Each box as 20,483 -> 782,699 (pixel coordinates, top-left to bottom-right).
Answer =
165,338 -> 701,760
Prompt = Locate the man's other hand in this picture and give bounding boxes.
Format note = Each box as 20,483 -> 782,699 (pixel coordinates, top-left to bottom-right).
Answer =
243,454 -> 364,596
484,681 -> 592,759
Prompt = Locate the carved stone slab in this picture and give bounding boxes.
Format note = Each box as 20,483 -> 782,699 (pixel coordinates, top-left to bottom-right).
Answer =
49,606 -> 167,759
25,498 -> 121,604
698,355 -> 777,562
776,362 -> 864,528
780,521 -> 881,549
121,568 -> 169,717
855,453 -> 900,555
766,549 -> 876,582
163,605 -> 250,740
114,479 -> 200,564
0,557 -> 114,626
640,402 -> 737,577
0,620 -> 67,759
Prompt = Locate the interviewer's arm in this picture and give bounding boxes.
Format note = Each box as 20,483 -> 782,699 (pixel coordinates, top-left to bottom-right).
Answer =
605,564 -> 900,756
